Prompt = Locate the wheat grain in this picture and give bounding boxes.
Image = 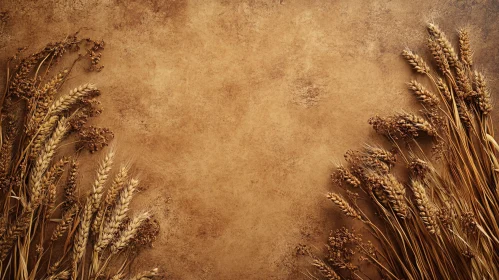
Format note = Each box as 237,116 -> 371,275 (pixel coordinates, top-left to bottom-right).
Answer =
428,38 -> 450,74
382,174 -> 408,219
436,77 -> 452,101
90,150 -> 114,212
335,166 -> 361,188
63,159 -> 78,212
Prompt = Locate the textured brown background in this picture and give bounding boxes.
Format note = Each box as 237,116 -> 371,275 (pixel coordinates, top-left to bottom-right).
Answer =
1,0 -> 499,279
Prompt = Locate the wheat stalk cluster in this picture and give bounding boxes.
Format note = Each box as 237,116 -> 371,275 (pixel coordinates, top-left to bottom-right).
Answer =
0,35 -> 159,279
315,23 -> 499,279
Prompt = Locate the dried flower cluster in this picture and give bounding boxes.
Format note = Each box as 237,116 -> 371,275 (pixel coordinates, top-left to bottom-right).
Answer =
0,35 -> 160,279
315,23 -> 499,279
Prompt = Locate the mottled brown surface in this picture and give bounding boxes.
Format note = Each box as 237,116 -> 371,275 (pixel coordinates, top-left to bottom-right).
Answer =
1,0 -> 499,279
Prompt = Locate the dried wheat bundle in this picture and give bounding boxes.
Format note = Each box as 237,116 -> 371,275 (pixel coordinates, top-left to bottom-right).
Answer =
315,23 -> 499,280
0,35 -> 160,279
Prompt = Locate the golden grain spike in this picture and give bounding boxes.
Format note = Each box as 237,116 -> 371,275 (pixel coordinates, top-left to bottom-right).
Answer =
327,193 -> 361,219
427,23 -> 459,67
411,180 -> 440,235
459,29 -> 473,66
474,71 -> 492,115
47,83 -> 97,116
402,49 -> 430,74
408,80 -> 439,106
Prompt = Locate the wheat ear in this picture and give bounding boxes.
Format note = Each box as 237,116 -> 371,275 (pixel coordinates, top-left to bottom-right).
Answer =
402,49 -> 430,74
29,115 -> 59,159
411,180 -> 440,235
327,193 -> 361,219
92,165 -> 129,234
72,150 -> 114,276
29,117 -> 68,207
95,178 -> 138,252
312,258 -> 340,280
459,29 -> 473,66
47,83 -> 97,116
408,80 -> 439,106
111,212 -> 150,254
129,268 -> 159,280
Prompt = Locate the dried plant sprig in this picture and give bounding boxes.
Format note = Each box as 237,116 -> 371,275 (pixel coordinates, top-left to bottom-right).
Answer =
47,83 -> 97,116
402,49 -> 430,74
129,268 -> 159,280
327,193 -> 361,219
428,38 -> 451,74
427,23 -> 459,67
320,23 -> 499,280
51,204 -> 79,241
411,180 -> 440,234
473,71 -> 492,115
63,159 -> 78,212
436,77 -> 452,101
334,166 -> 361,188
111,212 -> 151,254
95,179 -> 138,252
29,115 -> 59,159
312,258 -> 340,280
29,117 -> 69,206
459,29 -> 473,66
90,150 -> 115,212
408,80 -> 439,106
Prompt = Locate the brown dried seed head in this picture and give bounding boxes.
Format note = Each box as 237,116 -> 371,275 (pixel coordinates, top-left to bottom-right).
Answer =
335,166 -> 360,188
364,146 -> 396,166
51,205 -> 79,241
312,258 -> 340,280
427,23 -> 459,66
436,77 -> 452,101
327,193 -> 361,219
402,49 -> 430,74
63,159 -> 78,212
90,150 -> 115,212
408,80 -> 439,106
129,268 -> 159,280
455,62 -> 474,98
428,38 -> 450,74
398,113 -> 437,137
412,180 -> 440,234
95,178 -> 138,252
29,117 -> 69,207
382,174 -> 409,219
473,71 -> 492,115
48,83 -> 97,116
111,212 -> 151,253
459,29 -> 473,66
